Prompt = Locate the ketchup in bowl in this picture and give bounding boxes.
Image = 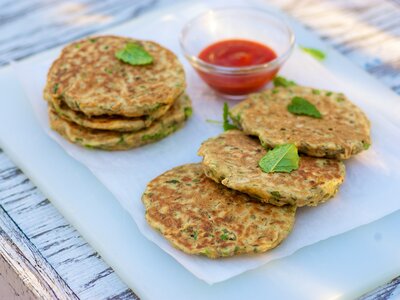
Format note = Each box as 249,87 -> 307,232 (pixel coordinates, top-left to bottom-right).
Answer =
180,8 -> 295,99
197,39 -> 279,96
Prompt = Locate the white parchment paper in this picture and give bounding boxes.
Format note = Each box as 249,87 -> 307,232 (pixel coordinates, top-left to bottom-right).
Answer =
14,4 -> 400,284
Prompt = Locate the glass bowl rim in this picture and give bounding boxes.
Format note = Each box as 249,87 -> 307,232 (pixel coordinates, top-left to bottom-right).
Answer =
179,7 -> 296,75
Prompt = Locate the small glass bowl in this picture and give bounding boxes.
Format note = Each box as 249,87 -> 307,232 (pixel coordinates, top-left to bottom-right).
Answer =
180,7 -> 295,99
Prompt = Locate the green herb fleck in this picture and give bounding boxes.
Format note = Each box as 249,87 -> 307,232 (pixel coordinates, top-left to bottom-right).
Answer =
74,101 -> 81,110
273,76 -> 296,88
75,44 -> 81,49
184,107 -> 192,119
52,83 -> 59,94
220,233 -> 229,241
141,132 -> 166,141
259,144 -> 300,173
272,88 -> 279,94
166,179 -> 180,184
300,46 -> 326,61
141,124 -> 177,141
220,229 -> 236,241
83,144 -> 96,149
312,89 -> 321,95
104,68 -> 113,74
221,248 -> 231,256
89,38 -> 97,43
234,246 -> 240,253
115,42 -> 153,66
117,135 -> 125,145
200,248 -> 211,256
223,102 -> 238,131
362,142 -> 371,150
271,191 -> 281,198
336,97 -> 345,102
206,119 -> 223,124
192,231 -> 198,241
149,103 -> 162,112
287,96 -> 322,118
326,91 -> 333,96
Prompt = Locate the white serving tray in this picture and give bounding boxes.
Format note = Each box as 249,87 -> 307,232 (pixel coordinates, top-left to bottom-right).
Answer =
0,1 -> 399,299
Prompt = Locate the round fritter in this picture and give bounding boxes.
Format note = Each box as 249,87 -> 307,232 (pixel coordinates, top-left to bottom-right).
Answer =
47,94 -> 173,132
44,35 -> 185,117
49,94 -> 192,150
142,163 -> 296,258
198,130 -> 345,207
230,86 -> 371,159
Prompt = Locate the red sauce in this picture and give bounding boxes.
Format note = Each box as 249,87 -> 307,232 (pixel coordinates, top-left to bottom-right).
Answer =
197,39 -> 278,95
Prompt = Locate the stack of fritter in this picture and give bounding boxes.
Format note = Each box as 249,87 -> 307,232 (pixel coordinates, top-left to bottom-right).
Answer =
142,85 -> 371,259
44,35 -> 192,150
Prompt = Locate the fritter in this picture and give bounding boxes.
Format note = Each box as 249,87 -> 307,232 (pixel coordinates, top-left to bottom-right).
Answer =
44,35 -> 185,117
48,95 -> 173,132
142,163 -> 296,258
49,94 -> 192,150
230,86 -> 371,159
198,130 -> 345,207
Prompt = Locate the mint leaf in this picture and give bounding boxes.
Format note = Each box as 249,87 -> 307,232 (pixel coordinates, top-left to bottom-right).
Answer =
273,76 -> 296,88
115,42 -> 153,66
287,96 -> 322,118
223,102 -> 238,131
300,46 -> 326,61
259,144 -> 299,173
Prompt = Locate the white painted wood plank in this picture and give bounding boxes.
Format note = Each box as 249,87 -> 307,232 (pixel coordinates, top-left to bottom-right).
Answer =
360,277 -> 400,299
0,149 -> 138,299
0,0 -> 156,65
268,0 -> 400,94
0,253 -> 38,300
0,203 -> 78,299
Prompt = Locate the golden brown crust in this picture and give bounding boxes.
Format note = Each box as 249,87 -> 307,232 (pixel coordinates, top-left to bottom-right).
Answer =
230,86 -> 371,159
142,163 -> 296,258
44,35 -> 185,117
198,130 -> 345,207
47,95 -> 172,132
49,94 -> 191,150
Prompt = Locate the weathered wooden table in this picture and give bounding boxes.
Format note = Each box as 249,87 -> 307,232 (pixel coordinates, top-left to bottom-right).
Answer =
0,0 -> 399,299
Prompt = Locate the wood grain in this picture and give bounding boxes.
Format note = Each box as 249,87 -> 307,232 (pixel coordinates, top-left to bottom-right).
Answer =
269,0 -> 400,94
0,204 -> 78,299
0,253 -> 37,300
360,276 -> 400,299
0,149 -> 139,299
0,0 -> 156,65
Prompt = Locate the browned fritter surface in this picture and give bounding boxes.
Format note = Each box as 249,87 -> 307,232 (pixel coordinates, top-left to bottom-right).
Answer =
230,86 -> 371,159
49,95 -> 172,132
44,35 -> 185,117
198,130 -> 345,207
49,94 -> 191,150
142,163 -> 296,258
